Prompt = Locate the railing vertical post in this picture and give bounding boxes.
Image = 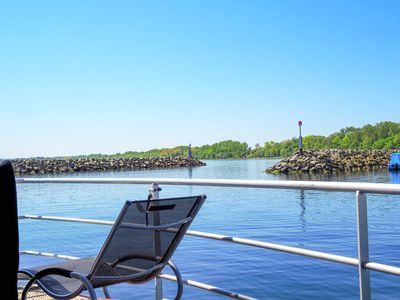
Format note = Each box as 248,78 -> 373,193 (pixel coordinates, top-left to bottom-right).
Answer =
356,191 -> 371,300
150,183 -> 163,300
150,182 -> 160,198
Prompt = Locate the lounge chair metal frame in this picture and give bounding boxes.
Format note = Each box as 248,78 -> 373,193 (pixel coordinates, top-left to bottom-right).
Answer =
18,195 -> 206,300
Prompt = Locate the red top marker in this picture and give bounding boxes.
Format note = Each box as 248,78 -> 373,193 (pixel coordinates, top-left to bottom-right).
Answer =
298,120 -> 302,126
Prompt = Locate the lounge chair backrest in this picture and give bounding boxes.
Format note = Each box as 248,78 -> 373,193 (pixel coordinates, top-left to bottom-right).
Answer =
89,195 -> 206,285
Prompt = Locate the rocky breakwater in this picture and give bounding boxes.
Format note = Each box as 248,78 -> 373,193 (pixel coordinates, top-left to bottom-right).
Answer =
267,149 -> 396,174
12,157 -> 206,175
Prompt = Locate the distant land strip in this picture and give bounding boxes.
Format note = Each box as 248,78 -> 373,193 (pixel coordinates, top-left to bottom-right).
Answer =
12,157 -> 206,175
31,121 -> 398,161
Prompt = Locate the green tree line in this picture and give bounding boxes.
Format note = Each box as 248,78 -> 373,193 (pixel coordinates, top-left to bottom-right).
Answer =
250,121 -> 400,157
69,121 -> 400,160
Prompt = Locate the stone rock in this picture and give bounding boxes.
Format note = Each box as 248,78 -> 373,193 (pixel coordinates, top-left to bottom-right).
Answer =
266,149 -> 398,174
11,157 -> 206,175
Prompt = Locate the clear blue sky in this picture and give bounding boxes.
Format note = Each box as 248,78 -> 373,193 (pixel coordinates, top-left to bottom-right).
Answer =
1,0 -> 399,158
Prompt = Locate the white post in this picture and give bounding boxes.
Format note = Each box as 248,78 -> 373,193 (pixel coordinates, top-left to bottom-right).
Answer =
356,191 -> 371,300
298,120 -> 303,155
150,183 -> 163,300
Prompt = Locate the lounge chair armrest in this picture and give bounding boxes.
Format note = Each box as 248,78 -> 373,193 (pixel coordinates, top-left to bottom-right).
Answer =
31,267 -> 73,279
20,268 -> 96,300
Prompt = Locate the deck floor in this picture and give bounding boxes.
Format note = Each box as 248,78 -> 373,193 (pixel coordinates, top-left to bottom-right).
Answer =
18,286 -> 90,300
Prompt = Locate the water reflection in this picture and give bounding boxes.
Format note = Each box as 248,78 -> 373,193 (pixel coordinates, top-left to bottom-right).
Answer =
188,166 -> 193,194
389,170 -> 400,184
299,190 -> 306,232
276,169 -> 395,184
188,166 -> 193,179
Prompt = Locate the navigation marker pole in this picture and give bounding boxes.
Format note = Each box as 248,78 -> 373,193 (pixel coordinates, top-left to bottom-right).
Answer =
298,120 -> 303,155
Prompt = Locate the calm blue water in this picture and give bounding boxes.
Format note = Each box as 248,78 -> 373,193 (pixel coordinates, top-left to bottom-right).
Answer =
18,159 -> 400,299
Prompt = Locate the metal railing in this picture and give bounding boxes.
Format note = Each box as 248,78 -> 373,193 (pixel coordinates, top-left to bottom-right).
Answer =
17,177 -> 400,300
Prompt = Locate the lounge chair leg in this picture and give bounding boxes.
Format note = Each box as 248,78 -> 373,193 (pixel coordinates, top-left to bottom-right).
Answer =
167,260 -> 183,300
70,272 -> 97,300
102,286 -> 111,299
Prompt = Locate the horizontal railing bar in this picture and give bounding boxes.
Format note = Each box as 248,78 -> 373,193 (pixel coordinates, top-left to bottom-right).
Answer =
159,274 -> 257,300
186,230 -> 359,266
365,262 -> 400,276
18,215 -> 190,230
18,215 -> 400,276
15,177 -> 400,195
19,214 -> 115,226
19,250 -> 255,300
20,250 -> 80,260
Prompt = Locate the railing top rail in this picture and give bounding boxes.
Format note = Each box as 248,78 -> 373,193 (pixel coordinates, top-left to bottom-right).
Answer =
16,177 -> 400,195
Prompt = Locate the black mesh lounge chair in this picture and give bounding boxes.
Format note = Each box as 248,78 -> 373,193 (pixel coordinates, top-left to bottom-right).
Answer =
19,195 -> 206,300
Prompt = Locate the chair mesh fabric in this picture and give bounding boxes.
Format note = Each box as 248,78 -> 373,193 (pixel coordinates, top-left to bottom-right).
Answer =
91,196 -> 200,283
